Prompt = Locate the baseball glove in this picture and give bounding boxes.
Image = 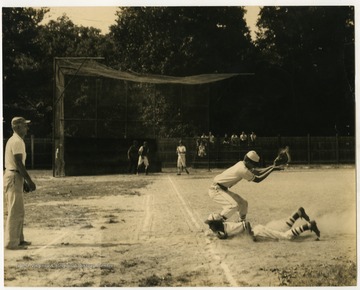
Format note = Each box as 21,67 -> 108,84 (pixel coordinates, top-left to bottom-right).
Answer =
23,180 -> 31,193
274,146 -> 291,166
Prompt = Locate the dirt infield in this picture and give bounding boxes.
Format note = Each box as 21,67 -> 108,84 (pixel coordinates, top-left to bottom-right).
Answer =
3,167 -> 356,286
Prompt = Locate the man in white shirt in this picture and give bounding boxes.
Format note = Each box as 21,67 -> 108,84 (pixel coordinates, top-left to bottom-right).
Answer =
4,117 -> 36,250
176,140 -> 189,175
205,151 -> 283,232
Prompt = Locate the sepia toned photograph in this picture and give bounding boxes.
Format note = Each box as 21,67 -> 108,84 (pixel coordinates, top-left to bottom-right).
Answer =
2,1 -> 357,287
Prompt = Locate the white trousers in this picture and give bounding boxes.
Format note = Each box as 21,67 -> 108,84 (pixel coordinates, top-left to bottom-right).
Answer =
253,224 -> 294,240
138,156 -> 149,167
4,171 -> 25,248
177,154 -> 186,167
224,219 -> 294,240
208,183 -> 248,220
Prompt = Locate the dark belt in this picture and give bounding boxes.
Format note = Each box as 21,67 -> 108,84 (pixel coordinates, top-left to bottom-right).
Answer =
216,183 -> 228,191
8,169 -> 20,173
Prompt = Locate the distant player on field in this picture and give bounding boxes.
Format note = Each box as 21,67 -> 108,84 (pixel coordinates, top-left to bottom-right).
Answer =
205,151 -> 283,226
176,140 -> 189,175
137,141 -> 150,175
205,207 -> 321,241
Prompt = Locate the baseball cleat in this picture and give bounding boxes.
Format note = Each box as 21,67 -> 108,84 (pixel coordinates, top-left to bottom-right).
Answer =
309,220 -> 320,238
298,207 -> 310,222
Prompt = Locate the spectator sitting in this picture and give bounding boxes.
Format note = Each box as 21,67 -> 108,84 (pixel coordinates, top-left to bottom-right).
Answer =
208,131 -> 215,146
249,131 -> 257,147
240,131 -> 248,147
201,133 -> 208,146
198,141 -> 206,157
231,133 -> 239,146
223,134 -> 230,145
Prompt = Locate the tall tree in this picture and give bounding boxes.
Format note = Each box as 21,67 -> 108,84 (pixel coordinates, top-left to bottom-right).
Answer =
109,7 -> 253,75
2,7 -> 49,136
254,6 -> 355,135
37,15 -> 106,57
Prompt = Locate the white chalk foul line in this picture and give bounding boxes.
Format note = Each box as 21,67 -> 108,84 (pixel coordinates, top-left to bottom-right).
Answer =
142,194 -> 153,233
167,175 -> 238,287
167,175 -> 201,230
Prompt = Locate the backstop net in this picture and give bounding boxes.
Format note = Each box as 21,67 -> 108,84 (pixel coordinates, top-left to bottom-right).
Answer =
53,57 -> 240,176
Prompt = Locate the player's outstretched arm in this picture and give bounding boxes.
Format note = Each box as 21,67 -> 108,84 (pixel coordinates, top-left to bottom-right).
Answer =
252,165 -> 284,183
252,165 -> 274,175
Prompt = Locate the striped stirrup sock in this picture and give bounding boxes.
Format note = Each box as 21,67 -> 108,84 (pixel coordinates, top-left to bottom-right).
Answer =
291,224 -> 310,237
286,210 -> 301,227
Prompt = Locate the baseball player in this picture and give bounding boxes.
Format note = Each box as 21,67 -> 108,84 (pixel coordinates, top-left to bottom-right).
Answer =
127,140 -> 139,174
137,141 -> 150,175
176,140 -> 189,175
205,151 -> 284,225
205,207 -> 321,241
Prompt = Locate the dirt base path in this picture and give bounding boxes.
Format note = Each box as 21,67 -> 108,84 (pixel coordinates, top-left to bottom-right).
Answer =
3,168 -> 357,286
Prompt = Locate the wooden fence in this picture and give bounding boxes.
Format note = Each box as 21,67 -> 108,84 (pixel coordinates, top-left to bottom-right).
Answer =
5,135 -> 355,172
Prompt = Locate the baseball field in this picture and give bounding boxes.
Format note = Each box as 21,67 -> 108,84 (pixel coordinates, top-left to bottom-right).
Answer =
3,166 -> 356,287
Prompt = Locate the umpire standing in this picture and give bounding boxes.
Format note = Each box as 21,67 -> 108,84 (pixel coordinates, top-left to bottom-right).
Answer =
4,117 -> 36,250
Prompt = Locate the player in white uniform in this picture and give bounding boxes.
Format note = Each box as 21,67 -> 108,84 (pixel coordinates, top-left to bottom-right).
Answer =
137,141 -> 150,175
176,140 -> 189,175
205,207 -> 321,241
206,151 -> 283,227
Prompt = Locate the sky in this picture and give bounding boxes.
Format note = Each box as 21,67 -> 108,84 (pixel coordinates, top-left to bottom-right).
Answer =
38,6 -> 260,39
40,7 -> 119,35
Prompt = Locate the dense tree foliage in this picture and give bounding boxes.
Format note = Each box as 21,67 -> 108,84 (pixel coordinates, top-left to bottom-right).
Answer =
254,6 -> 354,135
2,6 -> 355,138
2,8 -> 50,136
108,7 -> 253,75
38,15 -> 108,58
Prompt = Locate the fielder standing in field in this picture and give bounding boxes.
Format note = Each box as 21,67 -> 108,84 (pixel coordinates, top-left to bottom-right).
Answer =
176,140 -> 189,175
137,141 -> 150,175
205,150 -> 285,228
4,117 -> 36,250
